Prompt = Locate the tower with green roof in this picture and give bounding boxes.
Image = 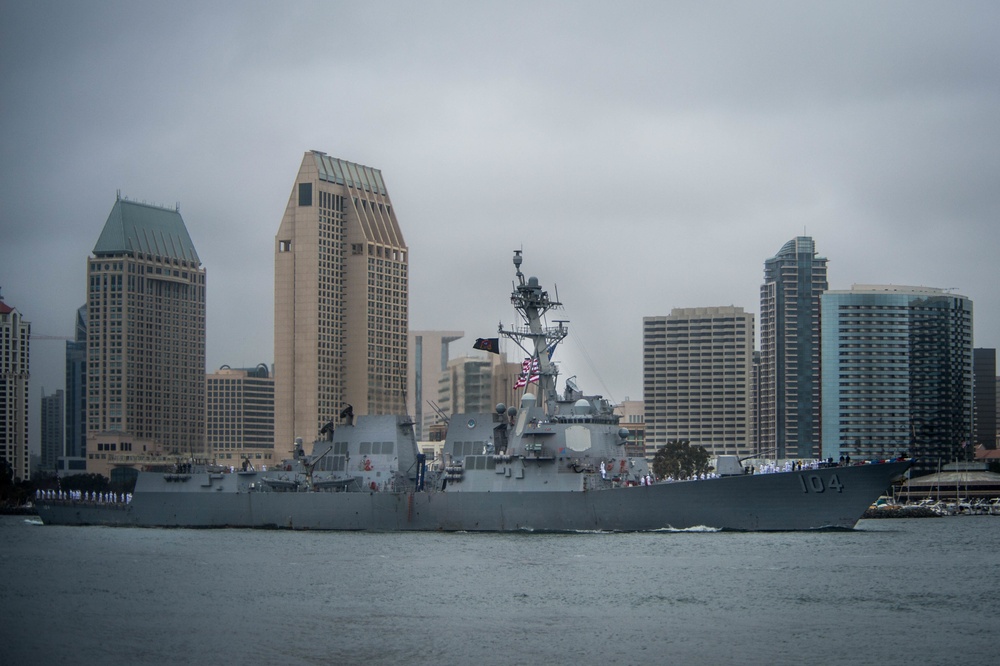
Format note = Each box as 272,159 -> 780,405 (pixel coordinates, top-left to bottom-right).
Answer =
86,195 -> 206,474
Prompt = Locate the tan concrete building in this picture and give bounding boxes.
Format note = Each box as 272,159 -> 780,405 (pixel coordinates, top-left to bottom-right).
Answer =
85,431 -> 158,479
490,353 -> 529,411
435,353 -> 525,425
275,151 -> 408,456
643,306 -> 754,458
439,357 -> 493,417
408,330 -> 463,440
207,364 -> 275,468
615,399 -> 648,460
86,195 -> 206,474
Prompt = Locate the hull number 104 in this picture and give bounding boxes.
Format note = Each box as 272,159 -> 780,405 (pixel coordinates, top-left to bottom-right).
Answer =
798,474 -> 843,493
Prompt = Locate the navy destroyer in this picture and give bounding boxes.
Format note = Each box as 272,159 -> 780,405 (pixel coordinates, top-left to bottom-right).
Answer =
37,251 -> 909,531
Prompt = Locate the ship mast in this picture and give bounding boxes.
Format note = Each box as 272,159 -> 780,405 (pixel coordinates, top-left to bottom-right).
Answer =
499,250 -> 567,416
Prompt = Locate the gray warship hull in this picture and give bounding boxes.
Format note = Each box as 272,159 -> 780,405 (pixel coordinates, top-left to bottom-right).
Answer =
36,460 -> 908,531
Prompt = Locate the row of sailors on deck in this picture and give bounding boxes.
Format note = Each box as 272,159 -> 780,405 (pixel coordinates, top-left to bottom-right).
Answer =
662,473 -> 721,482
753,460 -> 820,474
36,489 -> 132,504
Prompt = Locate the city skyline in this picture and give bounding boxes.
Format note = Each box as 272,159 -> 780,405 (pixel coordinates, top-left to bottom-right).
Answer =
3,3 -> 999,455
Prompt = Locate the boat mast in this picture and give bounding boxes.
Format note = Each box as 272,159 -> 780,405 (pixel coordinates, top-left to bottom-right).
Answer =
499,250 -> 567,416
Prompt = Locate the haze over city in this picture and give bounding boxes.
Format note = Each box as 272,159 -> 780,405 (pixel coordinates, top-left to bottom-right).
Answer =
2,1 -> 998,453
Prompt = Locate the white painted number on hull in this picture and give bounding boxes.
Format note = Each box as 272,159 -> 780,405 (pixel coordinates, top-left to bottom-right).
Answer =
798,474 -> 843,493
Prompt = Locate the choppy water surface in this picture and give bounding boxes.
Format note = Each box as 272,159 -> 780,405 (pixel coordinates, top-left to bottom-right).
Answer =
1,516 -> 996,665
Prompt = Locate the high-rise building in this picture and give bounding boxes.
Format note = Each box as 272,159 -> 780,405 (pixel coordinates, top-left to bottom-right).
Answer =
86,195 -> 206,475
0,292 -> 30,481
489,353 -> 528,413
408,330 -> 463,440
615,399 -> 647,460
274,151 -> 408,455
40,389 -> 64,472
439,357 -> 493,417
972,348 -> 996,450
434,353 -> 524,431
820,285 -> 974,474
759,236 -> 828,459
750,350 -> 762,455
643,306 -> 755,458
206,364 -> 275,467
65,304 -> 87,459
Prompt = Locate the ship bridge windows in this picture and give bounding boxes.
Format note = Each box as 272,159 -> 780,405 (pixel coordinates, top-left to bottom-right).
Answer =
359,441 -> 395,455
464,456 -> 497,471
450,441 -> 485,457
317,455 -> 347,472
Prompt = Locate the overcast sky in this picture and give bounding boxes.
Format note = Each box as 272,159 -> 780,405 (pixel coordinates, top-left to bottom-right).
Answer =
3,1 -> 998,450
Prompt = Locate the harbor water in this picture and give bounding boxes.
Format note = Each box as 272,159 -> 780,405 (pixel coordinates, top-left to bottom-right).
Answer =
1,515 -> 996,665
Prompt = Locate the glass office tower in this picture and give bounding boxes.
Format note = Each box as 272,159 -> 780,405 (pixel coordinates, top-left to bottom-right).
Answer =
759,237 -> 828,459
821,285 -> 973,475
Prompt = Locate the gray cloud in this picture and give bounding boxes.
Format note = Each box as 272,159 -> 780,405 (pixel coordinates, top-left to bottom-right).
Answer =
2,1 -> 997,446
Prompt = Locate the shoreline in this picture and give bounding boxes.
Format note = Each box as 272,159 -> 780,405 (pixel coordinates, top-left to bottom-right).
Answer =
0,506 -> 38,516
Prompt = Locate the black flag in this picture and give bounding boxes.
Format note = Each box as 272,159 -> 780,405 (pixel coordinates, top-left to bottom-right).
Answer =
473,337 -> 500,354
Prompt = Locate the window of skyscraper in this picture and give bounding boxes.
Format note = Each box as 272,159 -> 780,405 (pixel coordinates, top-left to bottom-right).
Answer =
298,183 -> 312,206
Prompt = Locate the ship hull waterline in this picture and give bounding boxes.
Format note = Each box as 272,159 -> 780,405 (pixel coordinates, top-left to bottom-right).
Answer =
35,461 -> 908,532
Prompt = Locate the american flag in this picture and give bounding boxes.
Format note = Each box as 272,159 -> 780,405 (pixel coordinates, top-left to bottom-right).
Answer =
514,357 -> 540,388
513,342 -> 557,388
